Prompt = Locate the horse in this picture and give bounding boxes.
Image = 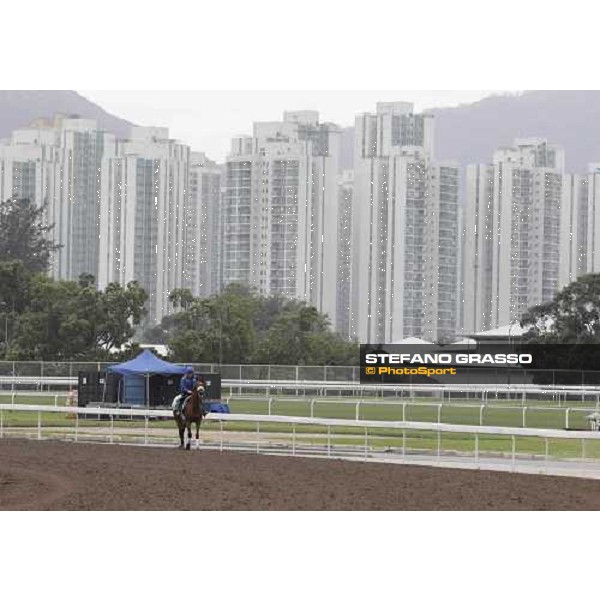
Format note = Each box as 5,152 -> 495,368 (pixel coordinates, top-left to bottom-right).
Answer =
173,383 -> 207,450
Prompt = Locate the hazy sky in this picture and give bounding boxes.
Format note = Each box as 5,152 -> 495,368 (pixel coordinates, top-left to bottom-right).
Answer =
80,90 -> 506,162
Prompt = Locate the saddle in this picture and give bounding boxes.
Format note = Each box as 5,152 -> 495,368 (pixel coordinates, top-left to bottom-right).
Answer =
173,392 -> 208,418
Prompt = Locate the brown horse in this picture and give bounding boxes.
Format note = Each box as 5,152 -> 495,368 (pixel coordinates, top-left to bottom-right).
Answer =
174,383 -> 206,450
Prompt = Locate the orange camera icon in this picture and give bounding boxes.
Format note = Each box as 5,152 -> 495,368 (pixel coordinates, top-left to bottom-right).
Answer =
365,367 -> 376,375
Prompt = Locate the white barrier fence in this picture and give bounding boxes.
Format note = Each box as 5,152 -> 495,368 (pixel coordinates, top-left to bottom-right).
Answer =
1,390 -> 599,430
3,404 -> 600,478
224,395 -> 600,429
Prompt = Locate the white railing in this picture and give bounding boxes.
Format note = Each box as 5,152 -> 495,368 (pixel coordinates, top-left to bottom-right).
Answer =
2,391 -> 598,430
223,380 -> 600,403
225,395 -> 598,429
3,404 -> 600,478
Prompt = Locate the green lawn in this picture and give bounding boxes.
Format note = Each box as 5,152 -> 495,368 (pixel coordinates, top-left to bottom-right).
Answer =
1,393 -> 598,430
2,393 -> 600,461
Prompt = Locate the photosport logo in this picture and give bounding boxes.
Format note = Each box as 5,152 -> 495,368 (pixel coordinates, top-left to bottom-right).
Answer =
360,343 -> 539,385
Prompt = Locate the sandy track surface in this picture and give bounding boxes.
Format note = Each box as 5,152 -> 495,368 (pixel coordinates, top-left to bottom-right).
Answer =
2,439 -> 600,510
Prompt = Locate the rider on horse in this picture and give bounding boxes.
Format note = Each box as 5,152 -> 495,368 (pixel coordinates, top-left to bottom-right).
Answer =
173,366 -> 209,417
173,366 -> 196,416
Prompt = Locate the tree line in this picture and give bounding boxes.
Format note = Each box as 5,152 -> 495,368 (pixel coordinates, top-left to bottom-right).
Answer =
144,285 -> 359,365
0,198 -> 148,360
0,197 -> 358,364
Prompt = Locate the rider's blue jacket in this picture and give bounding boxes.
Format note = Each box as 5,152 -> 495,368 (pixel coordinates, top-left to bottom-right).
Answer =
179,375 -> 196,394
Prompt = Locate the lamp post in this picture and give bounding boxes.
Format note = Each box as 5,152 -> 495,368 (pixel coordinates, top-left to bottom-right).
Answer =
0,301 -> 8,353
508,322 -> 520,388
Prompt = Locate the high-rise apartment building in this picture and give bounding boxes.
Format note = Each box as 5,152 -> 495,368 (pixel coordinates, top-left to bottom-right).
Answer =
0,117 -> 116,281
462,139 -> 564,334
98,127 -> 191,325
559,164 -> 600,289
224,111 -> 340,323
423,162 -> 461,342
187,152 -> 223,298
350,102 -> 459,343
336,169 -> 354,338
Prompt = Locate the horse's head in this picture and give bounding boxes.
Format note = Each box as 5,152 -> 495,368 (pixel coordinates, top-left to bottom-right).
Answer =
195,383 -> 205,396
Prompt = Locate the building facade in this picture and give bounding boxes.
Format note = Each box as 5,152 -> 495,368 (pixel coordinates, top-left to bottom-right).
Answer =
223,111 -> 340,323
187,152 -> 223,298
98,127 -> 192,325
336,169 -> 354,338
559,165 -> 600,288
350,102 -> 459,343
0,117 -> 116,281
462,139 -> 565,334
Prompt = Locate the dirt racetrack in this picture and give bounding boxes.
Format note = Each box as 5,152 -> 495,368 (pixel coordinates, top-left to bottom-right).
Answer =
2,439 -> 600,510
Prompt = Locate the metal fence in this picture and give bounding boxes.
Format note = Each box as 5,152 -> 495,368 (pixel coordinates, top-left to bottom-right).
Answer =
5,360 -> 600,385
0,361 -> 359,382
3,403 -> 600,478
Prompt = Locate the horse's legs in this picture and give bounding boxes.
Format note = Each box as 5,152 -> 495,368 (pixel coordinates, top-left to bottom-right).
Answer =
175,416 -> 184,449
186,424 -> 192,450
195,419 -> 201,449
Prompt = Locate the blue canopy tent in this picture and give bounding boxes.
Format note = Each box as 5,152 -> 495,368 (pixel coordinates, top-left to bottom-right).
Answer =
106,350 -> 186,406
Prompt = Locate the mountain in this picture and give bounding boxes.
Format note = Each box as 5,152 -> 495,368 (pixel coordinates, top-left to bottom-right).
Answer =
4,90 -> 600,175
0,90 -> 132,139
339,91 -> 600,174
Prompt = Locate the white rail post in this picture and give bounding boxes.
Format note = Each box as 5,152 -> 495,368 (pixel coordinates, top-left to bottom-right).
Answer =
545,438 -> 549,469
479,405 -> 485,426
37,411 -> 42,440
310,398 -> 316,419
437,404 -> 442,424
355,399 -> 360,421
511,435 -> 516,471
268,397 -> 273,416
402,402 -> 407,422
402,430 -> 406,456
11,392 -> 15,405
475,434 -> 479,462
582,438 -> 586,461
437,429 -> 441,458
565,408 -> 570,430
54,394 -> 58,407
292,423 -> 296,456
522,406 -> 527,428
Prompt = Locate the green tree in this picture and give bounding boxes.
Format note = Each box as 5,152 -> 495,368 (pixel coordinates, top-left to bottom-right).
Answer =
0,198 -> 61,272
521,273 -> 600,343
7,276 -> 147,360
157,284 -> 358,365
168,285 -> 258,363
520,273 -> 600,379
168,288 -> 194,310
